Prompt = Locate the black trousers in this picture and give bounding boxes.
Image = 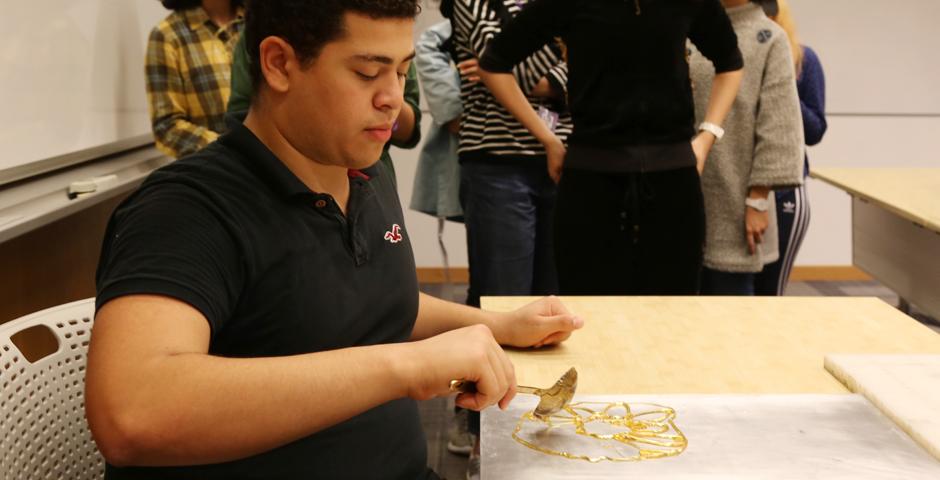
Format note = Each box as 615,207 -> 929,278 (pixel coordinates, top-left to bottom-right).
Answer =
553,167 -> 705,295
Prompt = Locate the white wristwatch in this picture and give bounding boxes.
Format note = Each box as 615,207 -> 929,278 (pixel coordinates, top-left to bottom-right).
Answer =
698,122 -> 725,141
745,197 -> 770,212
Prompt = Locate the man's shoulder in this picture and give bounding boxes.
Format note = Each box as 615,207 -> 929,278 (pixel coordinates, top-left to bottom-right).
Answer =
136,142 -> 259,209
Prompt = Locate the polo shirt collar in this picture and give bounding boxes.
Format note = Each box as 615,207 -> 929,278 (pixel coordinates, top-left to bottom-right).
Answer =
218,122 -> 380,198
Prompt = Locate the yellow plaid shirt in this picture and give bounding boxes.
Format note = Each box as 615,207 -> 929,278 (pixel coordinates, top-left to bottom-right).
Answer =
145,7 -> 243,158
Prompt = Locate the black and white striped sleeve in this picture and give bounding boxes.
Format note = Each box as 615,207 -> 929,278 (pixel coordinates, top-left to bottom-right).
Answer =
479,0 -> 568,78
455,0 -> 564,96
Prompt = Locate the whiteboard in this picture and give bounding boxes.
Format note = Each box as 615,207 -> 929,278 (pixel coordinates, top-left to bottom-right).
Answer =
0,0 -> 167,185
791,0 -> 940,116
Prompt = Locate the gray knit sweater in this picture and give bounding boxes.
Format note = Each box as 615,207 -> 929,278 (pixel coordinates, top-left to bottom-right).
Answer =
690,3 -> 804,273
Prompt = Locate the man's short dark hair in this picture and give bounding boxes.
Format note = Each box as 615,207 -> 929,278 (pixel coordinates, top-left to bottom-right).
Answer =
245,0 -> 421,95
160,0 -> 244,11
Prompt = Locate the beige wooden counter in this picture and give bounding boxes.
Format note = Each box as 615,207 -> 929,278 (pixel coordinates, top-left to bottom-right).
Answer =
811,167 -> 940,319
811,167 -> 940,232
482,296 -> 940,394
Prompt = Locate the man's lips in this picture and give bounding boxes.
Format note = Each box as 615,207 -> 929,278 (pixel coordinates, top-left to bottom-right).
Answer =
365,125 -> 393,142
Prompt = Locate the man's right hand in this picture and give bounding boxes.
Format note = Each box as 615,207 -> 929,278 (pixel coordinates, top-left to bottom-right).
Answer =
401,324 -> 517,411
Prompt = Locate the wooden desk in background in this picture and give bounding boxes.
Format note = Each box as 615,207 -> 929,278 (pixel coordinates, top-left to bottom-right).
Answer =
811,167 -> 940,320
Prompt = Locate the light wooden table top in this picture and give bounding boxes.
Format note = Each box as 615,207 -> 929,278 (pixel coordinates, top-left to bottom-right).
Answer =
482,296 -> 940,395
810,167 -> 940,232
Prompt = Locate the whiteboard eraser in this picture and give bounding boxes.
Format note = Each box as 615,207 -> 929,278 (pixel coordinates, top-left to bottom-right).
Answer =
68,179 -> 98,199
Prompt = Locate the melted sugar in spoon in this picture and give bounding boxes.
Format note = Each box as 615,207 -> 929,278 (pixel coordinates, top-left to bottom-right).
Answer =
450,367 -> 578,420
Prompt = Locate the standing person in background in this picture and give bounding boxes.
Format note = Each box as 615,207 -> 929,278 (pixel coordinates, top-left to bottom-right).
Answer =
226,33 -> 422,186
690,0 -> 804,295
146,0 -> 244,159
411,19 -> 465,225
411,15 -> 477,458
755,0 -> 827,295
452,2 -> 572,477
478,0 -> 743,296
452,0 -> 573,309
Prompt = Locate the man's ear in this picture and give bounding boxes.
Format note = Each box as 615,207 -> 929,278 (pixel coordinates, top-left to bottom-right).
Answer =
258,36 -> 295,94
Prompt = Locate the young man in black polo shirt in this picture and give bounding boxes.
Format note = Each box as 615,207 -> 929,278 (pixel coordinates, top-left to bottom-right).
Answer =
84,1 -> 583,479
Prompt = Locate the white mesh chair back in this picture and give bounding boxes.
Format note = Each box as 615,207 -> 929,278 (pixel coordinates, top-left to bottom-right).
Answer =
0,298 -> 103,480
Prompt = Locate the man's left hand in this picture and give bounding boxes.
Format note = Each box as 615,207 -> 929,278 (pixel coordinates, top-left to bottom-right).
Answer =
490,296 -> 584,348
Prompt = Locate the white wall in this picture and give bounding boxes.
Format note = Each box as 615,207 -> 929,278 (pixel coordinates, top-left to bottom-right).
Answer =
0,1 -> 167,180
791,0 -> 940,266
398,0 -> 940,269
790,0 -> 940,116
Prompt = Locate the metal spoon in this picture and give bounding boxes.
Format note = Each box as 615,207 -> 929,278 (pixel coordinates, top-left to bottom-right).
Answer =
449,367 -> 578,420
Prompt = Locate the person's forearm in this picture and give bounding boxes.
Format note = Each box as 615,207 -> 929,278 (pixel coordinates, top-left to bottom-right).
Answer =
800,100 -> 827,146
748,186 -> 770,199
693,69 -> 743,156
153,118 -> 218,158
478,70 -> 556,145
702,69 -> 743,128
391,102 -> 416,143
87,343 -> 410,467
530,76 -> 559,99
411,292 -> 508,342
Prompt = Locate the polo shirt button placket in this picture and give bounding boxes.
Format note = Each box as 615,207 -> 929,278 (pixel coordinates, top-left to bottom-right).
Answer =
314,199 -> 328,209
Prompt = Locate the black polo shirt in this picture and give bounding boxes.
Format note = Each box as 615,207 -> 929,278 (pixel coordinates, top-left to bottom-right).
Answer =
95,123 -> 430,479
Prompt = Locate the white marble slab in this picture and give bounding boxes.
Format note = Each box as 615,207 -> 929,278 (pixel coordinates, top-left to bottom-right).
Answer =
482,394 -> 940,479
826,354 -> 940,462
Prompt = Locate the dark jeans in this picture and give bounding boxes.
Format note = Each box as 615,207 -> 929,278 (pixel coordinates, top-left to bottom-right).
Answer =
553,167 -> 705,295
755,185 -> 810,295
701,268 -> 756,295
460,160 -> 559,307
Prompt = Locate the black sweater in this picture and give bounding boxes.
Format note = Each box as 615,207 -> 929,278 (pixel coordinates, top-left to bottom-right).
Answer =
481,0 -> 743,172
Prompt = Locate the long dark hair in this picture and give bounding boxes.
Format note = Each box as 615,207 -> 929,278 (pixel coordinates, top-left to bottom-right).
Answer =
160,0 -> 244,11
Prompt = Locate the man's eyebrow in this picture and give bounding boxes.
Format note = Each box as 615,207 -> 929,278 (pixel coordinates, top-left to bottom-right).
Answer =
352,51 -> 417,65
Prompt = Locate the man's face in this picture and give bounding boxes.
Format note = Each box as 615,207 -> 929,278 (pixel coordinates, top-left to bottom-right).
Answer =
281,13 -> 415,170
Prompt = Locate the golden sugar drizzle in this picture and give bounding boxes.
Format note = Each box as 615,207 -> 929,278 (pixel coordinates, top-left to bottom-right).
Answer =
512,401 -> 688,463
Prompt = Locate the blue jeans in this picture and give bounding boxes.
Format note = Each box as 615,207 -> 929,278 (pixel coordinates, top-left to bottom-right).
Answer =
701,267 -> 756,296
460,160 -> 558,307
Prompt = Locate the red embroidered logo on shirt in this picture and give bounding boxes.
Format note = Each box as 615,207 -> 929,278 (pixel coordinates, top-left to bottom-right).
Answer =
384,224 -> 403,244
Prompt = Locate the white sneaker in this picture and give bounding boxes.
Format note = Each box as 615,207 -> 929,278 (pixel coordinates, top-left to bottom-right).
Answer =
466,450 -> 481,480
